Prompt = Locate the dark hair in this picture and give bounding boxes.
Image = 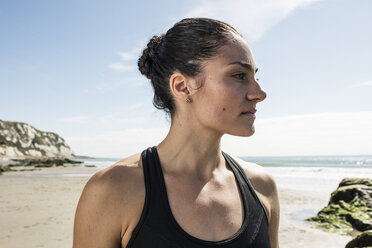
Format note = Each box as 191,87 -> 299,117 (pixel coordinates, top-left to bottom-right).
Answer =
138,18 -> 242,116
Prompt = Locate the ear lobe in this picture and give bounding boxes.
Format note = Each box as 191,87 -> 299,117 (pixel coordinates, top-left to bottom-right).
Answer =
169,72 -> 190,100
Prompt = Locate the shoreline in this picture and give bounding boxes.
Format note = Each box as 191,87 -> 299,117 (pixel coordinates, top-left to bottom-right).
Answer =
0,166 -> 354,247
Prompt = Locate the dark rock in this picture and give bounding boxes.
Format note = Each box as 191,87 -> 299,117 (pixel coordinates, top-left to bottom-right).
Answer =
14,158 -> 83,168
84,164 -> 96,167
345,230 -> 372,248
306,178 -> 372,234
0,165 -> 16,173
340,178 -> 372,188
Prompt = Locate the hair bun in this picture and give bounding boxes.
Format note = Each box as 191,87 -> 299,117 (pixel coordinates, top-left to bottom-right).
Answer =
138,35 -> 164,79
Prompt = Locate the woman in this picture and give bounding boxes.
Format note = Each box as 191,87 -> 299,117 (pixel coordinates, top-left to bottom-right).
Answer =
73,18 -> 279,248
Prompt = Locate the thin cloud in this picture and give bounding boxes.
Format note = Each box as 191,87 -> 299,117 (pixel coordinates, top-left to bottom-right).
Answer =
97,103 -> 146,123
109,0 -> 323,77
118,40 -> 146,61
107,62 -> 136,72
222,112 -> 372,156
118,52 -> 138,61
183,0 -> 323,42
133,80 -> 146,88
98,116 -> 145,126
67,112 -> 372,158
95,76 -> 146,93
128,103 -> 144,110
125,76 -> 147,88
95,80 -> 129,93
108,40 -> 146,72
347,80 -> 372,89
66,128 -> 168,157
59,116 -> 88,123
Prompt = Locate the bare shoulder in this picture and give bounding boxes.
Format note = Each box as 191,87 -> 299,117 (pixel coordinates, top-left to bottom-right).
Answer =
87,152 -> 144,200
231,156 -> 276,193
73,152 -> 145,248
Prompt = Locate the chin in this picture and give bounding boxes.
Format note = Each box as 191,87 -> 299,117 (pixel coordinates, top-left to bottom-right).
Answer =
240,130 -> 255,137
228,126 -> 255,137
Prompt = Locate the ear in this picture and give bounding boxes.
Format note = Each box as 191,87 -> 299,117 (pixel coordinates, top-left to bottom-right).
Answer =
169,72 -> 191,102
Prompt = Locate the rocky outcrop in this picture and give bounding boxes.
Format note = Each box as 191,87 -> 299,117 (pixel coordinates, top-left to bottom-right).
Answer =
0,120 -> 74,160
345,230 -> 372,248
307,178 -> 372,233
306,178 -> 372,247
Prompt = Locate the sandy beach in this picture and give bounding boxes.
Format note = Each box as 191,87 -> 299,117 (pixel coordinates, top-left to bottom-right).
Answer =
0,166 -> 355,248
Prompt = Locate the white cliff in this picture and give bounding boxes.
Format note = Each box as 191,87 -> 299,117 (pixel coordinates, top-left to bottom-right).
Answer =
0,120 -> 74,161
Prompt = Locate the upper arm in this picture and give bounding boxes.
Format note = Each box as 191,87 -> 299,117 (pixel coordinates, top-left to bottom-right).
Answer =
255,171 -> 280,248
265,173 -> 280,248
73,171 -> 123,248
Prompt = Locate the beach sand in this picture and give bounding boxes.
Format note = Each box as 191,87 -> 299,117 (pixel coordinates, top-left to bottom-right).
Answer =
0,166 -> 352,248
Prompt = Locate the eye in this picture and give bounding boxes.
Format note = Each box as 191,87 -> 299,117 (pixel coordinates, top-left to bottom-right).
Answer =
232,72 -> 246,80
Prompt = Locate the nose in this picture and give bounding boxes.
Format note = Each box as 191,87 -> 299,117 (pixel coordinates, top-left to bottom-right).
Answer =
247,78 -> 267,102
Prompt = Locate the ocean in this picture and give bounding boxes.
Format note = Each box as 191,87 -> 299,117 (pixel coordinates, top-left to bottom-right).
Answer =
77,154 -> 372,170
75,155 -> 372,194
240,155 -> 372,168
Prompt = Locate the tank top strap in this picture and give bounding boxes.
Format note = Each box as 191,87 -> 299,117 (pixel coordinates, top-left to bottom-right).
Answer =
125,147 -> 153,248
127,146 -> 179,247
143,146 -> 164,203
140,146 -> 171,225
222,151 -> 269,224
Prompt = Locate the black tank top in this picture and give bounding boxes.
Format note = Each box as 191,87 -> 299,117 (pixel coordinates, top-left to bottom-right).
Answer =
125,146 -> 271,248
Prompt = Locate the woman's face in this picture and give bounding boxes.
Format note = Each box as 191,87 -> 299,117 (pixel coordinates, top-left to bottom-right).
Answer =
190,38 -> 267,137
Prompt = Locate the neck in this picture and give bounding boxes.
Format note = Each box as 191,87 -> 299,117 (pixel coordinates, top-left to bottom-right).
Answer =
157,115 -> 226,181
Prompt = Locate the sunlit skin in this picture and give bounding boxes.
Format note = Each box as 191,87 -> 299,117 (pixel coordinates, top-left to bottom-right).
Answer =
161,36 -> 267,178
181,38 -> 266,138
73,36 -> 280,248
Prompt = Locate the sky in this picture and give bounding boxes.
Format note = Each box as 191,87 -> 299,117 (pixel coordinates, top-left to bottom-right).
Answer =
0,0 -> 371,157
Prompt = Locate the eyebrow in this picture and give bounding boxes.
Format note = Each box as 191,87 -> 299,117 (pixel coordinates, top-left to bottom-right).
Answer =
228,61 -> 258,73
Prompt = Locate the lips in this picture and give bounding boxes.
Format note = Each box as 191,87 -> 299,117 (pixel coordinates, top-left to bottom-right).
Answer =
240,108 -> 257,119
241,109 -> 257,115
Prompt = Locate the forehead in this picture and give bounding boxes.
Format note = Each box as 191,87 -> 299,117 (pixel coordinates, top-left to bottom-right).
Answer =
209,39 -> 257,71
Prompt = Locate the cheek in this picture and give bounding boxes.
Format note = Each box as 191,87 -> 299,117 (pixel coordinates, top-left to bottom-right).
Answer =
199,78 -> 241,115
212,91 -> 239,115
216,89 -> 241,113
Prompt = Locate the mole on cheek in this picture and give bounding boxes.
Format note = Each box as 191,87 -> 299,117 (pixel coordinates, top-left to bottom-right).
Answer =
222,107 -> 226,111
